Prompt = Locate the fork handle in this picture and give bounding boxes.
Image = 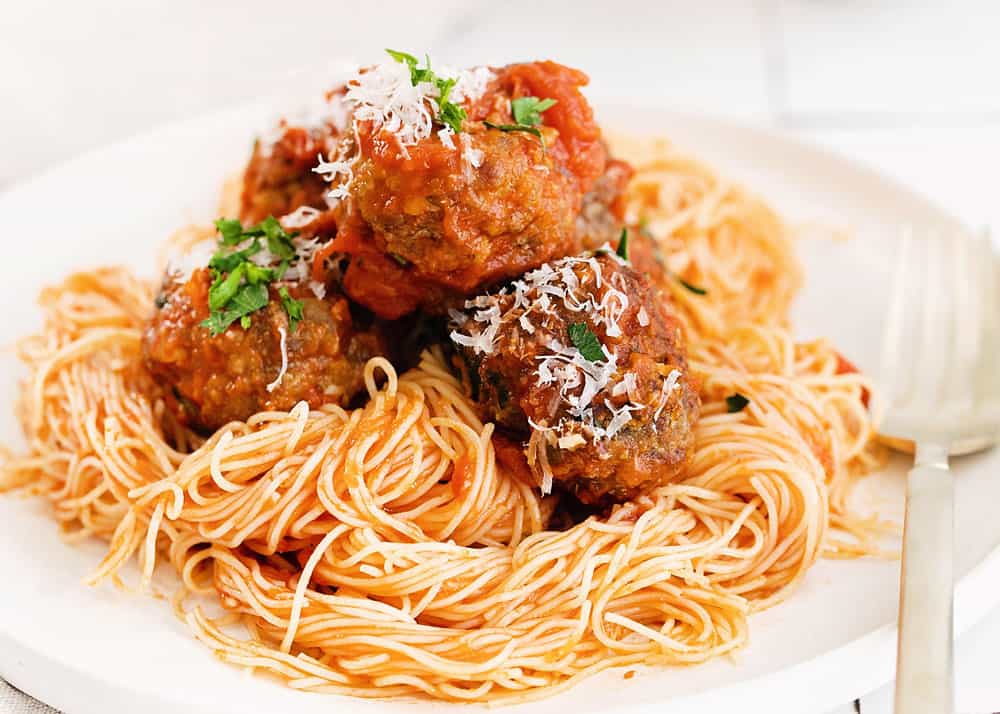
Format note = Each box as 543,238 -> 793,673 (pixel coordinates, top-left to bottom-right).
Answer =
895,444 -> 954,714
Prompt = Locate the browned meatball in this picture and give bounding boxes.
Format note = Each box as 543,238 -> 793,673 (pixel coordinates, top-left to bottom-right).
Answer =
450,251 -> 700,505
143,269 -> 387,433
576,158 -> 633,251
240,111 -> 341,225
322,61 -> 614,320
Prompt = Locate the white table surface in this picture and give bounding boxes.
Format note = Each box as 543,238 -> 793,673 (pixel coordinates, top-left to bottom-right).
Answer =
2,1 -> 999,712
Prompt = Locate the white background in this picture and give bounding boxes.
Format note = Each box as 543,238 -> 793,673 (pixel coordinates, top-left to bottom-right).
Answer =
2,1 -> 999,712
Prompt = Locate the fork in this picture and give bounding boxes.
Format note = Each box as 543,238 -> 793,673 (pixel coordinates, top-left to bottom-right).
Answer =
879,227 -> 1000,714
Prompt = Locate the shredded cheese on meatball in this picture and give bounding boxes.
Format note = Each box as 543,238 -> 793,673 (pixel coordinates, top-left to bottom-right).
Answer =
258,93 -> 349,158
652,369 -> 682,429
450,248 -> 677,449
266,326 -> 289,393
314,57 -> 494,202
280,205 -> 321,228
166,240 -> 217,284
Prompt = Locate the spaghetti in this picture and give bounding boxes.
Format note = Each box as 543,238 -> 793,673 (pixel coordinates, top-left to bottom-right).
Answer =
1,138 -> 884,703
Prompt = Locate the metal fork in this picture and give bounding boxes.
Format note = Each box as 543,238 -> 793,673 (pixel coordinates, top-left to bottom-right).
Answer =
879,227 -> 1000,714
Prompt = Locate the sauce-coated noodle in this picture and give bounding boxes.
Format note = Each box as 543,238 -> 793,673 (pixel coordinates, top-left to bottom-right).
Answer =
1,140 -> 885,702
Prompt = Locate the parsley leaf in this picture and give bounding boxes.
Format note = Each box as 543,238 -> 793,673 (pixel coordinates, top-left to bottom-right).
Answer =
386,49 -> 467,134
200,214 -> 313,337
244,262 -> 276,286
200,283 -> 269,336
676,275 -> 708,295
278,286 -> 304,332
209,263 -> 246,310
616,228 -> 630,261
726,393 -> 750,413
215,217 -> 245,246
483,96 -> 555,147
259,216 -> 297,261
386,49 -> 420,78
436,76 -> 467,133
483,121 -> 542,139
209,238 -> 262,273
511,96 -> 556,127
568,323 -> 604,362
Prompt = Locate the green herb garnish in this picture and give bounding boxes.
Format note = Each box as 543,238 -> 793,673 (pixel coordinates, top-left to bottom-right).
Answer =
616,228 -> 630,261
483,95 -> 556,148
676,275 -> 708,295
202,283 -> 270,336
215,217 -> 245,246
259,216 -> 297,261
209,238 -> 262,274
199,216 -> 307,336
568,323 -> 604,362
386,49 -> 467,134
208,263 -> 246,310
511,96 -> 556,127
278,286 -> 304,332
483,121 -> 542,139
726,393 -> 750,413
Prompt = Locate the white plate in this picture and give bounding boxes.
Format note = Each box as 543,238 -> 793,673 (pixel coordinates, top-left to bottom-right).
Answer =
1,102 -> 998,714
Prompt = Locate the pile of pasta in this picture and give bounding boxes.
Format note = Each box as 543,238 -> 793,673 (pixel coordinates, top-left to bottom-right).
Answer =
1,138 -> 884,702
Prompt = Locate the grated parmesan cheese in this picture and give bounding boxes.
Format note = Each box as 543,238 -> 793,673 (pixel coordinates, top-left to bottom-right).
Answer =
557,433 -> 586,450
652,369 -> 682,429
266,326 -> 290,393
446,65 -> 495,104
438,127 -> 456,149
314,57 -> 494,201
450,249 -> 659,448
167,240 -> 217,284
460,132 -> 484,169
257,92 -> 349,158
281,205 -> 321,229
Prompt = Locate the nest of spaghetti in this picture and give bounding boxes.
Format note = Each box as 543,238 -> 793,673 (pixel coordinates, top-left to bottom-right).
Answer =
1,52 -> 887,703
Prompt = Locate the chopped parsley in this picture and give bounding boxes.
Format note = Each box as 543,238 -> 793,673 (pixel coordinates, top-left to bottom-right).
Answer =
726,393 -> 750,413
278,286 -> 304,332
616,228 -> 630,261
208,263 -> 246,310
676,275 -> 708,295
483,121 -> 542,140
215,217 -> 245,245
209,238 -> 262,274
202,282 -> 269,336
386,49 -> 467,134
568,322 -> 604,362
511,96 -> 556,127
200,216 -> 306,336
483,95 -> 556,147
259,216 -> 297,262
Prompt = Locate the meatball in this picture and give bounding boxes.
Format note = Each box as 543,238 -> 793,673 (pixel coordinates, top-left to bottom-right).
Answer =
450,251 -> 700,505
240,97 -> 344,224
143,269 -> 387,433
321,61 -> 614,319
576,158 -> 633,251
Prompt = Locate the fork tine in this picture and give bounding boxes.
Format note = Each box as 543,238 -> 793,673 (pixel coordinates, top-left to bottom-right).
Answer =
975,229 -> 1000,402
944,230 -> 976,412
909,230 -> 948,414
880,226 -> 913,407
